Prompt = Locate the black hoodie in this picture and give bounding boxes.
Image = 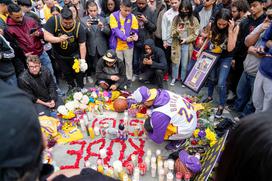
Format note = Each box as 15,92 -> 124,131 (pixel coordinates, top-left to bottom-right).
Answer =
140,39 -> 167,71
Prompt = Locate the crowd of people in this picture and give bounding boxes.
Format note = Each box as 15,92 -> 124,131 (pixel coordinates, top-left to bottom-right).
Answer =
0,0 -> 272,117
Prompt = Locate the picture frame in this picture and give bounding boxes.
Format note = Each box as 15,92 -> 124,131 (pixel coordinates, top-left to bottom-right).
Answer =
183,51 -> 218,93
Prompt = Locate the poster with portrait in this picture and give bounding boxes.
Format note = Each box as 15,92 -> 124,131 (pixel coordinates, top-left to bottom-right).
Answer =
183,52 -> 218,93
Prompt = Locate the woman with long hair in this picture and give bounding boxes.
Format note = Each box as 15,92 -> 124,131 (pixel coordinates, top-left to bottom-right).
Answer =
202,8 -> 239,118
100,0 -> 120,19
170,0 -> 200,86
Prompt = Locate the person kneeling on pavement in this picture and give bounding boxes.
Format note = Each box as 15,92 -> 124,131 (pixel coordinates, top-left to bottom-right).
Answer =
129,86 -> 197,150
139,39 -> 167,88
96,50 -> 127,90
18,55 -> 63,116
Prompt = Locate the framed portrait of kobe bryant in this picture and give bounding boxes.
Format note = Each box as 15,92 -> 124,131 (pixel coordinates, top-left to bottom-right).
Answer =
183,51 -> 218,93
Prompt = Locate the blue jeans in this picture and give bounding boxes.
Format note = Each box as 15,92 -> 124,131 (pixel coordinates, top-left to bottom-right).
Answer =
3,74 -> 17,87
234,71 -> 255,115
172,44 -> 189,81
39,51 -> 56,83
187,58 -> 196,74
208,56 -> 232,106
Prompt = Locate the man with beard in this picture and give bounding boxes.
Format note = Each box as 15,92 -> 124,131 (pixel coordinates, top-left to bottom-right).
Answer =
44,7 -> 87,91
231,0 -> 250,24
132,0 -> 156,80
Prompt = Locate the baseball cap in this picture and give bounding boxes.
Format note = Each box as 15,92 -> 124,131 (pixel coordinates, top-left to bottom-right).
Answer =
103,50 -> 117,63
132,86 -> 157,103
0,80 -> 43,175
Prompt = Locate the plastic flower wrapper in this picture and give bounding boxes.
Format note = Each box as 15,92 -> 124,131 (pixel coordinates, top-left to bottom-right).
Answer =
65,101 -> 76,112
73,92 -> 83,101
81,95 -> 89,105
57,105 -> 68,116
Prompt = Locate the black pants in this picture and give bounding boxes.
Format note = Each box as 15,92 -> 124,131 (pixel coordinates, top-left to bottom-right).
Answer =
55,54 -> 84,88
139,69 -> 164,88
35,96 -> 63,116
87,49 -> 102,76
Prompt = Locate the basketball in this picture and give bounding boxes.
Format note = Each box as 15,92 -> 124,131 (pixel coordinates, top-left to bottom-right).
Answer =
113,97 -> 128,113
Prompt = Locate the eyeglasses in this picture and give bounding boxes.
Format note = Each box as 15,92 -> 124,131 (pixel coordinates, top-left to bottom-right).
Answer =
28,65 -> 41,69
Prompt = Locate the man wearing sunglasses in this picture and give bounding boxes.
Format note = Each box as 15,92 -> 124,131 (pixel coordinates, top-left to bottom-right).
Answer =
95,49 -> 127,90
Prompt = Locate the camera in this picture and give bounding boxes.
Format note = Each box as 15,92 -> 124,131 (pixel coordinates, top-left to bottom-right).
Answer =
88,17 -> 99,25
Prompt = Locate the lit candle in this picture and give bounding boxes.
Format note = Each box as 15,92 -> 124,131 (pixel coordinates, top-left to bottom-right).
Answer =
133,167 -> 140,181
94,126 -> 100,136
97,164 -> 104,174
144,157 -> 151,171
167,172 -> 174,181
156,149 -> 161,157
88,127 -> 95,139
113,160 -> 123,178
139,163 -> 147,176
167,159 -> 174,173
146,149 -> 152,158
151,163 -> 157,178
164,160 -> 168,174
158,168 -> 165,181
106,167 -> 114,177
133,126 -> 140,137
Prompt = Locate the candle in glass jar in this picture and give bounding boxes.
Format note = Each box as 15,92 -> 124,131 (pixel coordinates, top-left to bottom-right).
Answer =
151,163 -> 157,178
125,162 -> 134,175
139,163 -> 147,176
164,160 -> 168,174
144,157 -> 151,171
94,126 -> 100,136
167,172 -> 174,181
133,167 -> 140,181
158,168 -> 165,181
167,159 -> 174,173
147,149 -> 152,158
151,156 -> 156,165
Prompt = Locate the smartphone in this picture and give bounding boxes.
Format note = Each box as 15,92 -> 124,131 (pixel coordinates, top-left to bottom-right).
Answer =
29,28 -> 38,34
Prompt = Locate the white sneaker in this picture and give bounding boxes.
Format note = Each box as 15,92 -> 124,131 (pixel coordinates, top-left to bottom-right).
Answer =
181,85 -> 186,88
87,76 -> 93,84
170,79 -> 176,86
132,75 -> 138,82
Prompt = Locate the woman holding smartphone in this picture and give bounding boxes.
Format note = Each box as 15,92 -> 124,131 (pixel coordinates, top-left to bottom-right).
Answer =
170,0 -> 200,86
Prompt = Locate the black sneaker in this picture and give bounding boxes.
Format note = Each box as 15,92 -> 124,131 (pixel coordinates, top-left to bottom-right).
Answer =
165,140 -> 186,151
202,97 -> 213,103
215,107 -> 224,118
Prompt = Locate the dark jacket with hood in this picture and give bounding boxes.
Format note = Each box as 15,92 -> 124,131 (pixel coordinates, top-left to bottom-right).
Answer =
133,5 -> 156,48
140,39 -> 167,71
95,57 -> 126,87
0,35 -> 15,79
6,16 -> 44,56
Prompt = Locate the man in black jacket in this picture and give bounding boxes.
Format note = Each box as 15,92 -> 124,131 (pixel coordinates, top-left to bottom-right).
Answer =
96,50 -> 127,90
139,39 -> 167,88
132,0 -> 156,78
0,34 -> 16,86
18,55 -> 63,116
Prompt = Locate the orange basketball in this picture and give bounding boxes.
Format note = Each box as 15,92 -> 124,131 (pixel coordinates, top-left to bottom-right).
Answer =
113,97 -> 128,113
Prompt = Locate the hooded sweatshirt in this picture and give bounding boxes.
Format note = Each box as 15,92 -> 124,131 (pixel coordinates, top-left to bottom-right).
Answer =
6,16 -> 44,56
140,39 -> 167,71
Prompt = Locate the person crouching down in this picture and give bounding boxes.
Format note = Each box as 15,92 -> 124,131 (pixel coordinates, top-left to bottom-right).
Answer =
131,86 -> 197,151
95,50 -> 127,90
139,39 -> 167,88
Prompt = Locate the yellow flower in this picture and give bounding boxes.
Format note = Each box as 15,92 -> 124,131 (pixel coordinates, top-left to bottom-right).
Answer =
193,129 -> 200,138
72,58 -> 80,73
62,111 -> 75,119
205,128 -> 217,141
210,140 -> 217,147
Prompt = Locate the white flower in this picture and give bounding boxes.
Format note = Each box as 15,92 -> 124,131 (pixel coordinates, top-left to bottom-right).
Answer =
73,100 -> 80,109
81,95 -> 89,105
91,91 -> 98,98
57,105 -> 68,115
73,92 -> 83,101
79,103 -> 88,110
65,101 -> 76,111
